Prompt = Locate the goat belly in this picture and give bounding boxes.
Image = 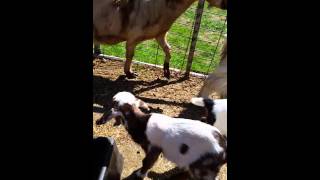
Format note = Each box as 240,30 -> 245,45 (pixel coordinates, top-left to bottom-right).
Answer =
145,113 -> 223,168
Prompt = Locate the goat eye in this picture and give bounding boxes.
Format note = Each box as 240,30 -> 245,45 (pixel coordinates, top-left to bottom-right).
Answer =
111,101 -> 118,107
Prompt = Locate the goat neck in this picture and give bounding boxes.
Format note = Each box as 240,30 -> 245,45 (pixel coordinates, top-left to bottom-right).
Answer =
122,105 -> 152,152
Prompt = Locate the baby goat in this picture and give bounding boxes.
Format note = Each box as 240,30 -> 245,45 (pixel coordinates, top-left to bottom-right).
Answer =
191,97 -> 227,137
96,92 -> 227,180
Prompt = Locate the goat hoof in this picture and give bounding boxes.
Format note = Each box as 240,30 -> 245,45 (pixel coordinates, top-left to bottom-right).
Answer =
164,72 -> 170,79
163,63 -> 170,79
113,117 -> 122,126
126,72 -> 138,79
163,69 -> 170,79
96,119 -> 106,125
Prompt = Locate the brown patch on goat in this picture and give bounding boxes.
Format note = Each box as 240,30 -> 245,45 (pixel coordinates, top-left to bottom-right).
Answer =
213,131 -> 227,164
119,103 -> 152,153
116,103 -> 164,177
189,153 -> 225,180
179,143 -> 189,154
213,129 -> 226,148
188,131 -> 227,179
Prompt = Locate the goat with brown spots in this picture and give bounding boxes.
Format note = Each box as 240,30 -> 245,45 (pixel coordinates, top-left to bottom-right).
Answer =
96,92 -> 227,180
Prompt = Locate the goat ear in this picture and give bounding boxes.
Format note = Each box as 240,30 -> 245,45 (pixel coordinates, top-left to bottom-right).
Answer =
135,99 -> 150,111
191,97 -> 205,107
96,108 -> 123,125
121,103 -> 134,115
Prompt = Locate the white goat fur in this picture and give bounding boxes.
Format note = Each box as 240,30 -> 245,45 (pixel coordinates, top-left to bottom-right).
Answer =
113,91 -> 137,106
113,91 -> 149,110
110,92 -> 225,168
146,113 -> 224,168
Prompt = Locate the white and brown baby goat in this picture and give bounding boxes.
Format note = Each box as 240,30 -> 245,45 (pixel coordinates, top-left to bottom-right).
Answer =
191,97 -> 227,137
96,92 -> 227,180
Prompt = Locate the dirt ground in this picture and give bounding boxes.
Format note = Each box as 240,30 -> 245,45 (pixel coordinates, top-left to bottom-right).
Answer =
93,59 -> 227,180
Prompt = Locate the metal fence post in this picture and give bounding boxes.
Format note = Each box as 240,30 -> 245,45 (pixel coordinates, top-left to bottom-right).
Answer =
185,0 -> 205,77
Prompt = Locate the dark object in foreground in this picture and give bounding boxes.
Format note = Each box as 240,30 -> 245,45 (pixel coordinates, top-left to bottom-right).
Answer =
93,137 -> 124,180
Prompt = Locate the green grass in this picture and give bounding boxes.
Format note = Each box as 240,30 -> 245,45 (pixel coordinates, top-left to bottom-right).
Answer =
100,2 -> 227,74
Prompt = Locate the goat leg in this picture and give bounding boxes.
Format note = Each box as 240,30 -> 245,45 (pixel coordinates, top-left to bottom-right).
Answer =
125,71 -> 138,79
93,43 -> 108,61
163,62 -> 170,79
156,33 -> 171,79
135,146 -> 161,179
125,42 -> 138,79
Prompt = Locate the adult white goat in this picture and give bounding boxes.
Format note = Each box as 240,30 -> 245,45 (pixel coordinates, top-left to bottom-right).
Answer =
93,0 -> 227,79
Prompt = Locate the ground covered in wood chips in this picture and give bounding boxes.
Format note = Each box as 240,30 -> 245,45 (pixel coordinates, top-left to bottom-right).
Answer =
93,59 -> 227,180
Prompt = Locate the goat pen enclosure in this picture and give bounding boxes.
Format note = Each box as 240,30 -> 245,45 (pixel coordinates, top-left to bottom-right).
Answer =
93,60 -> 227,180
97,1 -> 227,75
94,1 -> 227,179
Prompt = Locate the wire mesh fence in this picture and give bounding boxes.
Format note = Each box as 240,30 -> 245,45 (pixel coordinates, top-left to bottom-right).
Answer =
98,1 -> 227,75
